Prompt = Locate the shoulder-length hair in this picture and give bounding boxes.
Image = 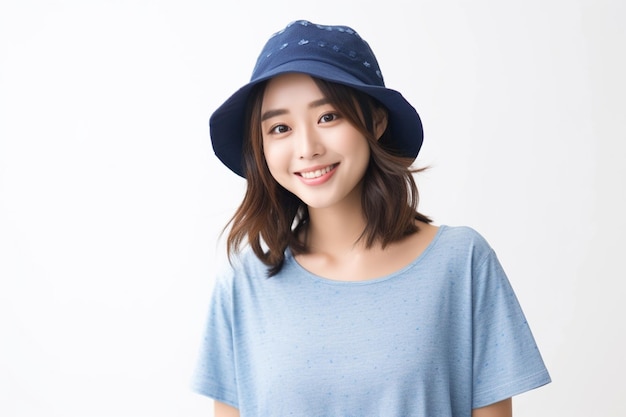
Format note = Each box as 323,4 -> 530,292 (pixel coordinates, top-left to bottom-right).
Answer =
225,76 -> 431,276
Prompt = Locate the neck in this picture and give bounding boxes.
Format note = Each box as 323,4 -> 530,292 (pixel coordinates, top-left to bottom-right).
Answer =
305,195 -> 370,256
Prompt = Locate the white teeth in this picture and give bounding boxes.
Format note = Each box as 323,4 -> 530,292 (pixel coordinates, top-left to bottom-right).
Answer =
300,165 -> 334,179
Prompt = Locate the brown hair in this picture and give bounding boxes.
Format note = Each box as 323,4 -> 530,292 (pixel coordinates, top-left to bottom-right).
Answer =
225,77 -> 431,276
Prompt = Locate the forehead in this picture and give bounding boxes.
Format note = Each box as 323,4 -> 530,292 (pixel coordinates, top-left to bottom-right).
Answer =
261,73 -> 326,109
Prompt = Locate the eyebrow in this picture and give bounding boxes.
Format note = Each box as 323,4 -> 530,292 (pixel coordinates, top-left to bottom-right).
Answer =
261,98 -> 332,122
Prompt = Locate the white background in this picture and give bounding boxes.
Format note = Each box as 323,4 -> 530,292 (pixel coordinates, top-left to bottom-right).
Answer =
1,0 -> 624,416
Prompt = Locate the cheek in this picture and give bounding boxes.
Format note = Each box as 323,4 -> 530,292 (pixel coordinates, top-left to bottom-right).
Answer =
340,136 -> 371,165
262,140 -> 289,177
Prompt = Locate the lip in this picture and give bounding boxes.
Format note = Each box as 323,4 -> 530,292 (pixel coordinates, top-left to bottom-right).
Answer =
295,163 -> 338,185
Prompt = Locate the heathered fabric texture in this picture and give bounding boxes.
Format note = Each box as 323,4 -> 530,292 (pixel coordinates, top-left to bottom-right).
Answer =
193,225 -> 550,416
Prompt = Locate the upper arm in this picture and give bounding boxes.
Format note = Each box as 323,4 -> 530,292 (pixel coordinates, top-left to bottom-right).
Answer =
472,398 -> 512,417
214,400 -> 240,417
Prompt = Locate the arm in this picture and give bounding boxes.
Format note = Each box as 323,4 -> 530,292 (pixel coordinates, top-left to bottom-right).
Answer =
472,398 -> 512,417
215,400 -> 240,417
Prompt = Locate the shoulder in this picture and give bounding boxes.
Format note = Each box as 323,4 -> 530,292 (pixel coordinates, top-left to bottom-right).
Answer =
212,247 -> 270,291
228,246 -> 268,275
438,224 -> 492,249
431,224 -> 496,266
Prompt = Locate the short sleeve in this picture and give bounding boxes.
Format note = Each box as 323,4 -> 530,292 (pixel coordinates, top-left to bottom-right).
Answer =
192,269 -> 239,408
471,248 -> 551,408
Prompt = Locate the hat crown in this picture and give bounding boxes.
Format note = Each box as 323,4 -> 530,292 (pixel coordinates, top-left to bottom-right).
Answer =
251,20 -> 385,87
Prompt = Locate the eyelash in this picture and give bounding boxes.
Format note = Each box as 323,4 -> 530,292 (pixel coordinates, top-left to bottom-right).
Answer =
269,124 -> 290,135
319,112 -> 340,123
267,112 -> 341,135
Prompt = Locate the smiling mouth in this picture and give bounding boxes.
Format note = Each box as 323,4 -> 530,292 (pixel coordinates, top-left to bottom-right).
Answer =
298,164 -> 338,179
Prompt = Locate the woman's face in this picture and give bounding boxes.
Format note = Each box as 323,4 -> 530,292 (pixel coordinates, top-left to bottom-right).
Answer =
260,73 -> 371,211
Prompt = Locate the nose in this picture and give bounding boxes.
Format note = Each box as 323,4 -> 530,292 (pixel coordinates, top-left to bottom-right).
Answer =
296,125 -> 324,160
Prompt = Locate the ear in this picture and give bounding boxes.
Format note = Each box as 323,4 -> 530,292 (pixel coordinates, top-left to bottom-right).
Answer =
373,107 -> 388,141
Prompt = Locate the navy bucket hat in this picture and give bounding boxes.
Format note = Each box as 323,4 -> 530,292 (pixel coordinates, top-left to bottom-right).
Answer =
210,20 -> 424,177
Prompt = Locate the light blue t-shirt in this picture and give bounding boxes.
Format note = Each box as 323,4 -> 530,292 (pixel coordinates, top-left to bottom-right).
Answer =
193,225 -> 551,416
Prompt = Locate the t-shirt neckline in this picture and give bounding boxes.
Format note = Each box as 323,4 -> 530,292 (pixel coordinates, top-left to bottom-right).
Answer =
285,224 -> 448,286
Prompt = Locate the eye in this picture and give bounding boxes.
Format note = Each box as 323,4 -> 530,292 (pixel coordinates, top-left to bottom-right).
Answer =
269,124 -> 291,135
319,113 -> 340,124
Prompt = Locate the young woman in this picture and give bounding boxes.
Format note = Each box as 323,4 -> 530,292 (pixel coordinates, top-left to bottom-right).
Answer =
194,20 -> 551,417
